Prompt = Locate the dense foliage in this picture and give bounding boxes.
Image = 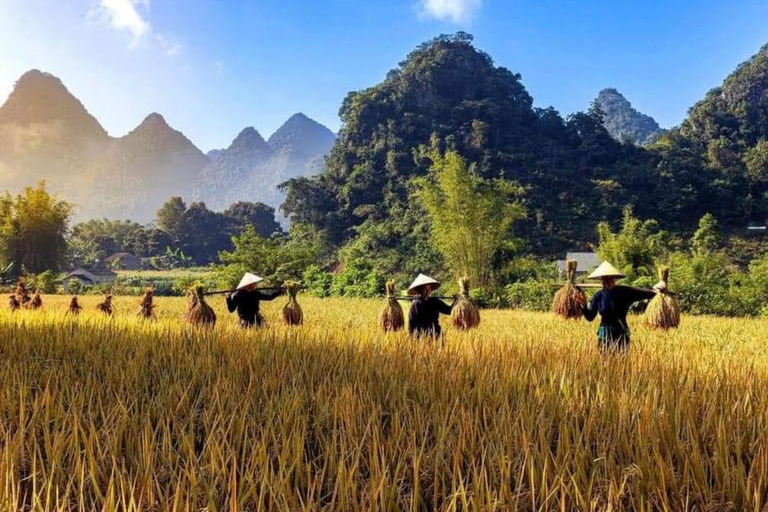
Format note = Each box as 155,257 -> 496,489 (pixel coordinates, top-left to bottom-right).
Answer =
0,182 -> 72,273
282,33 -> 658,270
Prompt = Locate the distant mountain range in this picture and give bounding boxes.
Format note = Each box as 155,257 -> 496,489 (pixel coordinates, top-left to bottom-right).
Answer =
0,70 -> 336,222
593,88 -> 665,145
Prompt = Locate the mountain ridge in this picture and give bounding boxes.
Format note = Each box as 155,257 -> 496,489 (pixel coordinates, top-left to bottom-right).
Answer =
0,70 -> 335,222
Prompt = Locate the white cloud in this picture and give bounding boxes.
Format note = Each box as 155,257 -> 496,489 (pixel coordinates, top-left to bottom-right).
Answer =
419,0 -> 483,23
89,0 -> 184,56
156,34 -> 183,56
90,0 -> 151,46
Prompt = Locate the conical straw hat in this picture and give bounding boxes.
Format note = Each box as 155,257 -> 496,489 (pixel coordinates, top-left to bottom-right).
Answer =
588,261 -> 626,280
237,273 -> 264,290
407,273 -> 441,295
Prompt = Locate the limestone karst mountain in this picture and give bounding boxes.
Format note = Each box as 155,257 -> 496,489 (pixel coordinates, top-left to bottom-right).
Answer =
0,70 -> 335,222
593,88 -> 665,145
194,114 -> 336,217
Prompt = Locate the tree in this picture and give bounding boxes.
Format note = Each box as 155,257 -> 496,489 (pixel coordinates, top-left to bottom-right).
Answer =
413,147 -> 525,288
217,227 -> 315,287
156,197 -> 187,240
176,202 -> 235,264
596,207 -> 670,280
691,214 -> 721,254
0,182 -> 73,273
223,201 -> 282,237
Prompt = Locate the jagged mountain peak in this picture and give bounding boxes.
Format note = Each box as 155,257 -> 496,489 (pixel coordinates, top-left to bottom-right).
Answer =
594,88 -> 664,145
230,126 -> 269,152
268,112 -> 336,156
0,69 -> 107,139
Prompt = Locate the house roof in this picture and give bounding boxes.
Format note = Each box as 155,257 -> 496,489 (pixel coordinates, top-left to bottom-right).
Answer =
105,252 -> 138,261
557,252 -> 602,272
65,268 -> 117,279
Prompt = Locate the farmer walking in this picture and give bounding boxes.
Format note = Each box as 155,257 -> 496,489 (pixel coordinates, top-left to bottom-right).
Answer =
582,262 -> 664,351
226,273 -> 284,328
407,274 -> 456,339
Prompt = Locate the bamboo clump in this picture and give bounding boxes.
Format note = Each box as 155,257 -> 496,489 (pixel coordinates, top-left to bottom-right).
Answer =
452,277 -> 480,330
552,260 -> 586,319
96,295 -> 114,316
186,286 -> 216,327
68,296 -> 82,315
29,292 -> 42,310
644,267 -> 681,329
282,282 -> 303,326
379,281 -> 404,332
8,295 -> 19,312
138,288 -> 155,319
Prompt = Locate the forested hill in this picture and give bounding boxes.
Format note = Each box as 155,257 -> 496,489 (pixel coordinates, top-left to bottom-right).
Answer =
282,35 -> 768,271
594,88 -> 664,145
651,42 -> 768,229
282,32 -> 657,267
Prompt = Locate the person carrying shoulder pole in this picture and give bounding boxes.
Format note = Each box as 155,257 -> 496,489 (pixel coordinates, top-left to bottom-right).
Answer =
582,262 -> 665,351
226,273 -> 285,328
407,273 -> 457,339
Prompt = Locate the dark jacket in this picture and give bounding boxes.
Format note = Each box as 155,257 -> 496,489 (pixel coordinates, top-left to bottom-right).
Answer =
583,285 -> 656,336
408,297 -> 453,337
226,288 -> 282,327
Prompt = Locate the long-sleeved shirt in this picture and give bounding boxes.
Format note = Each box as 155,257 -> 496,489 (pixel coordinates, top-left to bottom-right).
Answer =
583,285 -> 656,332
408,297 -> 453,337
226,288 -> 282,327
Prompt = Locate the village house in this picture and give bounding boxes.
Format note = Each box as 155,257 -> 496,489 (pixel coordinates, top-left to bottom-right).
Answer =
556,252 -> 602,277
62,268 -> 117,292
105,252 -> 143,270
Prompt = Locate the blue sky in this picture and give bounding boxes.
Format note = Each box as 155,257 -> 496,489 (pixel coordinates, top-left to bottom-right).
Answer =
1,0 -> 767,152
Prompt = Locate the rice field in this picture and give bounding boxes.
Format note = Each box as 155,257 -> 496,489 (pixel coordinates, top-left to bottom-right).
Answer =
1,294 -> 768,510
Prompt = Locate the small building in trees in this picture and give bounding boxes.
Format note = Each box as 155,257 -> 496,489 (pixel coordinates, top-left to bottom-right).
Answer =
105,252 -> 143,270
557,252 -> 602,277
62,268 -> 117,292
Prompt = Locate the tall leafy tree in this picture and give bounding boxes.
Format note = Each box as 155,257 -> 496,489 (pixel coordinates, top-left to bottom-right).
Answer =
0,182 -> 73,273
414,148 -> 525,288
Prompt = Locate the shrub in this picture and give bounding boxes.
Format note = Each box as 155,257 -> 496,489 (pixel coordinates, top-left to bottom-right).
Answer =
505,280 -> 554,311
302,265 -> 334,298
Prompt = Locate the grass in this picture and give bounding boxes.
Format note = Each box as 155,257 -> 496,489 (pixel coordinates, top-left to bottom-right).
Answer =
1,294 -> 768,510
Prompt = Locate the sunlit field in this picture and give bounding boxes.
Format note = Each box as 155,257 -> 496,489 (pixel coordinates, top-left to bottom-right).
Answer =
1,294 -> 768,510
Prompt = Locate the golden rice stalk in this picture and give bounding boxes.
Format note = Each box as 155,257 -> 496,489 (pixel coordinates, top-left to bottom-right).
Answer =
552,260 -> 586,319
186,286 -> 216,327
644,267 -> 681,329
14,279 -> 30,305
8,295 -> 19,312
96,295 -> 113,316
28,292 -> 42,310
379,280 -> 404,332
68,296 -> 82,315
452,277 -> 480,330
282,282 -> 303,326
137,288 -> 155,319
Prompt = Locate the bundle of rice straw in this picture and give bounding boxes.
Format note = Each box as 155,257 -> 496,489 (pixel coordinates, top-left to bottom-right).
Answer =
282,282 -> 303,326
186,286 -> 216,327
452,277 -> 481,330
8,295 -> 19,312
14,279 -> 31,306
552,260 -> 586,319
379,280 -> 404,332
644,266 -> 681,329
68,296 -> 82,315
96,295 -> 113,316
137,288 -> 155,319
29,292 -> 42,310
